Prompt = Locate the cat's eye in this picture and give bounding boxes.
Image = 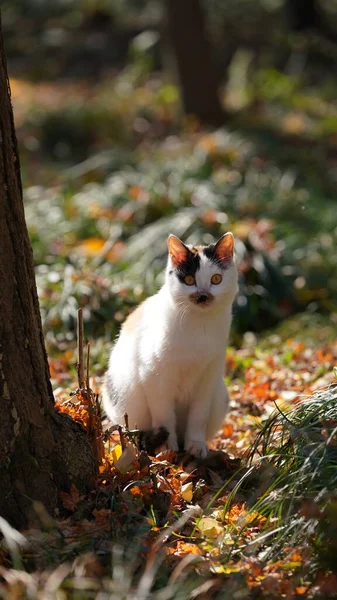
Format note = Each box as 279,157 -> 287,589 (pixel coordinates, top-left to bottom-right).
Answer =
211,274 -> 222,285
184,275 -> 195,286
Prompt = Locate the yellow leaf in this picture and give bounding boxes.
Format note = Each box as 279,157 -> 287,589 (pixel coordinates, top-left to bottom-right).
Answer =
111,444 -> 122,463
114,442 -> 138,473
197,517 -> 224,539
211,564 -> 241,574
181,481 -> 193,502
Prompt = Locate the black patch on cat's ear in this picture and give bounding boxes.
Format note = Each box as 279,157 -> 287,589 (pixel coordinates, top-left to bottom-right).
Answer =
203,232 -> 234,268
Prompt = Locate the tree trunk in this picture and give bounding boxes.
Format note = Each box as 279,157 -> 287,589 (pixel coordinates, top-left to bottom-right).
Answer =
285,0 -> 322,31
285,0 -> 337,42
0,19 -> 95,529
166,0 -> 225,127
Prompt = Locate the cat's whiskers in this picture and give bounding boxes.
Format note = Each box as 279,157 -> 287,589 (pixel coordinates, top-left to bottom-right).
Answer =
174,300 -> 189,331
179,305 -> 189,331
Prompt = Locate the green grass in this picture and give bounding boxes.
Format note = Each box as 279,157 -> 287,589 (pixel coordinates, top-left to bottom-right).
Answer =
10,56 -> 337,348
244,386 -> 337,569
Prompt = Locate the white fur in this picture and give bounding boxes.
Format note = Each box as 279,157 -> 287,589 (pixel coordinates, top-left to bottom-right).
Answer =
103,240 -> 238,457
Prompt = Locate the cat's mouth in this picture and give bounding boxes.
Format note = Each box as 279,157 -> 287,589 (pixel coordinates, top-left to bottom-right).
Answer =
189,292 -> 215,307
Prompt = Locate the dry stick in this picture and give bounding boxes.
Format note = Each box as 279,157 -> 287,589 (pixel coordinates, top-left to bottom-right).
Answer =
86,341 -> 93,431
88,343 -> 104,465
124,412 -> 129,430
77,308 -> 85,389
77,311 -> 105,467
118,425 -> 126,451
151,470 -> 158,491
86,342 -> 91,391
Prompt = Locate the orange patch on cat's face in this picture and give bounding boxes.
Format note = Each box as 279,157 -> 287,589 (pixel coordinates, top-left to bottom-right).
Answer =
122,303 -> 144,334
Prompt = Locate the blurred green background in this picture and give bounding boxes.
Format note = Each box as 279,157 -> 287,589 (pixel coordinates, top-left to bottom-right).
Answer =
4,0 -> 337,362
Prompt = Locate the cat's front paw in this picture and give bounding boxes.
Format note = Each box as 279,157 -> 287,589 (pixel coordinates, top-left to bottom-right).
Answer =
185,440 -> 208,458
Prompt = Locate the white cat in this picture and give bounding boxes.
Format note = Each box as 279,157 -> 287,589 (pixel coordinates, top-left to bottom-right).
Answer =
103,233 -> 238,458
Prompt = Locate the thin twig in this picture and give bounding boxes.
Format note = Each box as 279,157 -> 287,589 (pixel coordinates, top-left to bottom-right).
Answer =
86,342 -> 90,391
77,308 -> 85,389
118,425 -> 126,451
151,471 -> 158,491
124,412 -> 129,430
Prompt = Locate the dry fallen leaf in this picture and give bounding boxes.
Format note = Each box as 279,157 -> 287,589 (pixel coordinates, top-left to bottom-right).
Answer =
174,541 -> 204,556
111,444 -> 122,463
197,517 -> 224,539
59,484 -> 85,512
114,442 -> 138,473
181,481 -> 193,502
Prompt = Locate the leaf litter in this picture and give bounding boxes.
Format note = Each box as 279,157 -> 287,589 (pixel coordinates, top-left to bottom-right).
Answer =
2,337 -> 337,598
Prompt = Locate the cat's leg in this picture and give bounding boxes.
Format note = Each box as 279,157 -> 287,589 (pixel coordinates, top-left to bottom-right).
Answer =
102,373 -> 118,423
102,372 -> 152,431
185,360 -> 223,458
206,378 -> 229,441
124,387 -> 152,432
143,373 -> 178,451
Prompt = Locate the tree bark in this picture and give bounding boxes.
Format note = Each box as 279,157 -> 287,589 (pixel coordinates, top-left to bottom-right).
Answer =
0,19 -> 95,529
166,0 -> 225,127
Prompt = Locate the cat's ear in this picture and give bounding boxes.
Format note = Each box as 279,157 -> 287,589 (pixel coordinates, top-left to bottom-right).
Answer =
213,232 -> 234,262
168,234 -> 189,266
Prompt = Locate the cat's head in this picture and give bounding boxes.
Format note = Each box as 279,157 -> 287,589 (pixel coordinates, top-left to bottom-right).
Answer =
166,233 -> 238,310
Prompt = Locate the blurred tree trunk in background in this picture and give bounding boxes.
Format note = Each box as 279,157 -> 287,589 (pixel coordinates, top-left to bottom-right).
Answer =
286,0 -> 323,31
0,19 -> 95,529
285,0 -> 337,41
166,0 -> 225,127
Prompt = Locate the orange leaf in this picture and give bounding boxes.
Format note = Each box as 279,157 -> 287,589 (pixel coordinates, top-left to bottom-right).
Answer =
223,424 -> 234,438
295,586 -> 307,595
155,449 -> 177,463
129,185 -> 147,201
317,349 -> 333,364
175,541 -> 203,556
75,238 -> 105,256
252,382 -> 270,399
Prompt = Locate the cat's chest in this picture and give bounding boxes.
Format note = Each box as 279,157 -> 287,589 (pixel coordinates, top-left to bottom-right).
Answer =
168,363 -> 199,404
166,318 -> 227,360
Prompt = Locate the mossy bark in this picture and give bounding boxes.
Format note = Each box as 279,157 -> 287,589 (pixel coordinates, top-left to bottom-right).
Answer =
0,18 -> 95,529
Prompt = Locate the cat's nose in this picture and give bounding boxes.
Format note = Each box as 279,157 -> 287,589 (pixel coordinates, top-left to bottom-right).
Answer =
197,293 -> 208,304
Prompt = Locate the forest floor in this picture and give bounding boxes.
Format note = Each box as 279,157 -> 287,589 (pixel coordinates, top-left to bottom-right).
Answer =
2,317 -> 337,599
